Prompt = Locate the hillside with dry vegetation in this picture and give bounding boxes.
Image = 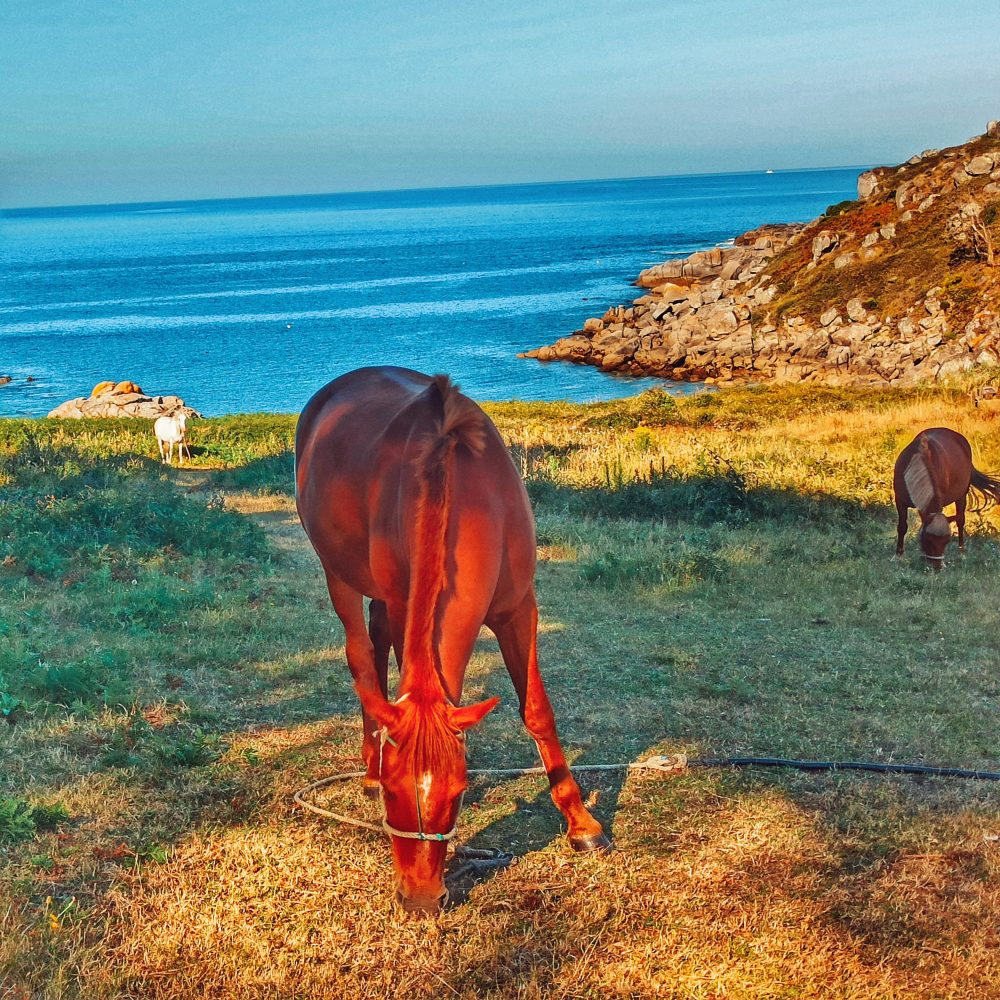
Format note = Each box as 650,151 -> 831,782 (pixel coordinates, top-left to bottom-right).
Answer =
522,119 -> 1000,386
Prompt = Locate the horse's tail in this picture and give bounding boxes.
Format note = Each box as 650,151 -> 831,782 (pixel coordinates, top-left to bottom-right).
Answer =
970,466 -> 1000,511
403,376 -> 486,702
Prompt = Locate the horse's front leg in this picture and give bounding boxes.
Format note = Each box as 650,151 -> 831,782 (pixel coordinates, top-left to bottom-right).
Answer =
365,599 -> 394,799
491,595 -> 609,852
325,573 -> 384,792
895,502 -> 908,556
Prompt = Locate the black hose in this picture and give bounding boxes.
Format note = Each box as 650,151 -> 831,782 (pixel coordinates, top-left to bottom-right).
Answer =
692,756 -> 1000,781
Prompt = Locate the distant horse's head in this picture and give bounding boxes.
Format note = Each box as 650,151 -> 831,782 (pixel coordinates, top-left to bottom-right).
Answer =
358,686 -> 498,915
918,512 -> 952,570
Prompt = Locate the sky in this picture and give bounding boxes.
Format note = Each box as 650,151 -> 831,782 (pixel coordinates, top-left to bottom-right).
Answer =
2,0 -> 999,208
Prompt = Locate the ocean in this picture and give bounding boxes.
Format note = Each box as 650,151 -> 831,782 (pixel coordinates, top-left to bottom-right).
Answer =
0,169 -> 861,417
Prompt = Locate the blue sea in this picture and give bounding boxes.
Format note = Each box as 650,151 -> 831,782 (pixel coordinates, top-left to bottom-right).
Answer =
0,169 -> 861,417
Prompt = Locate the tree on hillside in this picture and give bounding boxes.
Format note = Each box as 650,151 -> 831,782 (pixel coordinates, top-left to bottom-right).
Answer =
948,201 -> 997,267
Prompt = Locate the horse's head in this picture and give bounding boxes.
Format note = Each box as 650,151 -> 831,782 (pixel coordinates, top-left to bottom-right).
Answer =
918,512 -> 952,570
358,685 -> 499,914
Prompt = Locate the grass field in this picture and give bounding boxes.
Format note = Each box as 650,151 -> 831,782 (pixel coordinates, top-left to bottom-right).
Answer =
2,380 -> 1000,998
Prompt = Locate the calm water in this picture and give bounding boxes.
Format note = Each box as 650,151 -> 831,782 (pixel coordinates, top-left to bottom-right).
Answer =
0,170 -> 861,417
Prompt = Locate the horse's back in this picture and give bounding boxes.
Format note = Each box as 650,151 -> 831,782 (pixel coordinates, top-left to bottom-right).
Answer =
295,367 -> 534,608
894,427 -> 973,511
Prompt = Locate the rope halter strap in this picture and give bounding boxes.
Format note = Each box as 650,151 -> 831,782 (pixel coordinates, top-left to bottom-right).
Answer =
376,725 -> 462,843
381,816 -> 459,842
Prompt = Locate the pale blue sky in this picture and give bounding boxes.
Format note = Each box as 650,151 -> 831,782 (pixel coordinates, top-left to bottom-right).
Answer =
3,0 -> 999,208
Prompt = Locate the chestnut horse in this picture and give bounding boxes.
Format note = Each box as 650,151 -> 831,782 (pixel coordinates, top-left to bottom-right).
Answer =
295,367 -> 608,913
893,427 -> 1000,569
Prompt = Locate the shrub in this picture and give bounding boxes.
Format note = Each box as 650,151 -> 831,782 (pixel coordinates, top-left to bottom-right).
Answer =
0,798 -> 69,843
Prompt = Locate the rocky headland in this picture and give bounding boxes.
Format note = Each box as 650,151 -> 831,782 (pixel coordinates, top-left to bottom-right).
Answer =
47,381 -> 201,419
520,120 -> 1000,386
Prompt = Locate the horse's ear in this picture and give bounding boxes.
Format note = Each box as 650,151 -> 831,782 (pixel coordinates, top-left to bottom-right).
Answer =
904,450 -> 937,512
449,695 -> 500,732
355,680 -> 401,730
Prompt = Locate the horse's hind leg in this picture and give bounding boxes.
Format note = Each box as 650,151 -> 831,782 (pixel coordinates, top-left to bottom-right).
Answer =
955,494 -> 967,552
490,594 -> 609,852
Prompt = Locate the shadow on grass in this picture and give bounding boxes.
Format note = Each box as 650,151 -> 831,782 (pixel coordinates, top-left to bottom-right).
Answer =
208,451 -> 295,495
527,460 -> 878,528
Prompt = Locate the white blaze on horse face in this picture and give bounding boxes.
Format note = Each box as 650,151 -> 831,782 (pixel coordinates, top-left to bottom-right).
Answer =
418,772 -> 433,802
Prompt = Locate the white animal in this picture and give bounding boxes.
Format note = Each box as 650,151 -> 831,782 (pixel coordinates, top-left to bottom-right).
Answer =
153,411 -> 191,465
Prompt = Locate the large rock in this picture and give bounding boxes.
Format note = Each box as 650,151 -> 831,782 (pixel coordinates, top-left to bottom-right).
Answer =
47,399 -> 87,419
857,171 -> 879,199
965,155 -> 995,176
846,298 -> 867,323
811,231 -> 839,263
48,386 -> 201,420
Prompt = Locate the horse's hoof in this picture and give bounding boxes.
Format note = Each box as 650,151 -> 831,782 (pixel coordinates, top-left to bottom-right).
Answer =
570,832 -> 612,854
362,783 -> 380,800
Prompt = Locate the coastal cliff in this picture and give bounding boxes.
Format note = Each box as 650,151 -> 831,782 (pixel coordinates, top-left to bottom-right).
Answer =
520,120 -> 1000,385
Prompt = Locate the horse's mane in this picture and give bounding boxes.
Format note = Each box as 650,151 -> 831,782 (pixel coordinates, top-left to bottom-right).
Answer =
389,694 -> 463,774
923,513 -> 951,537
402,376 -> 486,705
903,441 -> 939,513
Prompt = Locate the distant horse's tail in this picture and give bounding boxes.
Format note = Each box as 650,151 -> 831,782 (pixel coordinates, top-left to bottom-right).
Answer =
970,466 -> 1000,511
403,376 -> 486,701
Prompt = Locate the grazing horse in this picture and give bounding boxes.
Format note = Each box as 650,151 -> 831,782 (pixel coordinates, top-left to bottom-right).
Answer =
153,411 -> 190,465
295,367 -> 608,914
893,427 -> 1000,569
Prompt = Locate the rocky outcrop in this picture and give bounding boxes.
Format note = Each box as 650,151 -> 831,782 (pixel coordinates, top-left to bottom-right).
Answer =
520,120 -> 1000,387
48,381 -> 201,419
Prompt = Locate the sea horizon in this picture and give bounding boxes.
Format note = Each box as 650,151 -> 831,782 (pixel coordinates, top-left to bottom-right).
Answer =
1,164 -> 871,217
1,167 -> 862,418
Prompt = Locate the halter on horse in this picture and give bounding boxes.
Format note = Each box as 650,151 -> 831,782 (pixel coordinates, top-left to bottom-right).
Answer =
295,367 -> 608,913
893,427 -> 1000,570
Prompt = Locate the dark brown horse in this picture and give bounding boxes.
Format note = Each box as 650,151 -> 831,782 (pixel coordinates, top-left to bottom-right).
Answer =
893,427 -> 1000,569
295,367 -> 608,913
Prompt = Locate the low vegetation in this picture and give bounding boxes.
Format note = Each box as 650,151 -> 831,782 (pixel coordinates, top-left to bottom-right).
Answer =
2,379 -> 1000,997
768,135 -> 1000,331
